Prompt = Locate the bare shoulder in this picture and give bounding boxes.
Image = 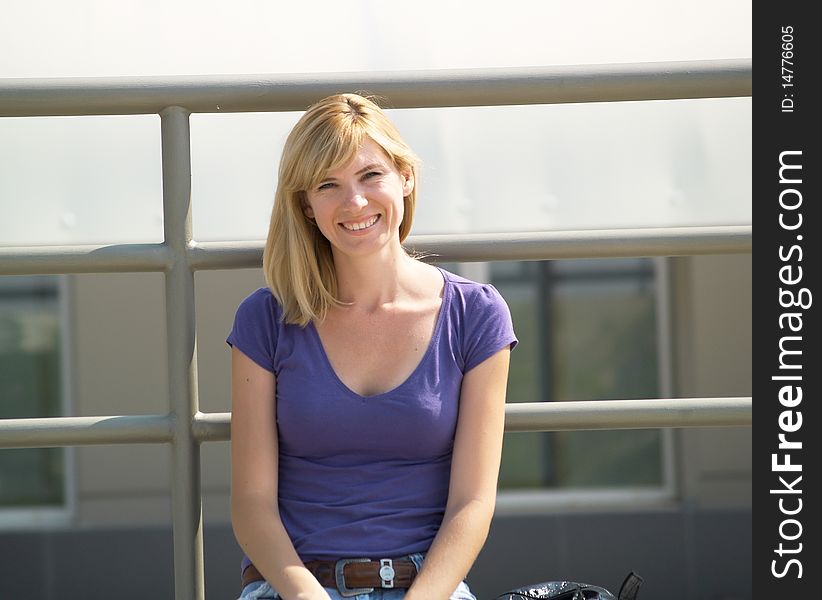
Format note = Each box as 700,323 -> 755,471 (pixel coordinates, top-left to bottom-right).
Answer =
408,260 -> 445,301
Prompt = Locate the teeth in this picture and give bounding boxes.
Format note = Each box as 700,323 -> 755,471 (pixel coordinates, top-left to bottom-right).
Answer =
342,215 -> 379,231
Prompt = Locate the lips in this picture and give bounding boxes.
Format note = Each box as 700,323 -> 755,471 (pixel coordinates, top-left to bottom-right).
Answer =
340,214 -> 380,231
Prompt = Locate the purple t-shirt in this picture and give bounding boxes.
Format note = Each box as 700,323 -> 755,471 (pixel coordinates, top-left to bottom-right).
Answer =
227,266 -> 517,563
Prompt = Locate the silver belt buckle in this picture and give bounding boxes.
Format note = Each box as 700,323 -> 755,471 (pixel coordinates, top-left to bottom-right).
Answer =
379,558 -> 396,588
335,558 -> 373,597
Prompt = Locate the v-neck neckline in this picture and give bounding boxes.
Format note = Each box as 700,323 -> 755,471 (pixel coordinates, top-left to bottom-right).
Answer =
308,266 -> 450,400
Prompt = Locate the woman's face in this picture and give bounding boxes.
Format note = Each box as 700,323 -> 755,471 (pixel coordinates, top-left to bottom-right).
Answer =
303,137 -> 414,260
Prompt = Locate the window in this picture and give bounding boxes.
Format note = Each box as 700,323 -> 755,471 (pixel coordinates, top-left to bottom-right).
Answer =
487,259 -> 667,495
0,276 -> 69,522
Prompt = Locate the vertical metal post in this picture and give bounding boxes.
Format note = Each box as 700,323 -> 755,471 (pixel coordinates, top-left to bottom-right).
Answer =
537,261 -> 557,485
160,106 -> 204,600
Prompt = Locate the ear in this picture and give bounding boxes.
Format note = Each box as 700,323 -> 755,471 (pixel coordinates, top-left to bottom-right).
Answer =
401,169 -> 415,196
301,199 -> 315,219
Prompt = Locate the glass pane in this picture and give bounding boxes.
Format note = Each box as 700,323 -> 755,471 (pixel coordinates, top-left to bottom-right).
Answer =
493,259 -> 663,490
552,260 -> 661,487
0,116 -> 162,247
189,99 -> 750,241
0,276 -> 65,506
495,279 -> 546,488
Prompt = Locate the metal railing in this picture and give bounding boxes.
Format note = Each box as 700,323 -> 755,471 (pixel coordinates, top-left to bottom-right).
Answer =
0,58 -> 752,600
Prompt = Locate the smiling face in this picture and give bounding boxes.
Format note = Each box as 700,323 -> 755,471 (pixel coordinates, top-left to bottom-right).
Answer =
302,137 -> 414,260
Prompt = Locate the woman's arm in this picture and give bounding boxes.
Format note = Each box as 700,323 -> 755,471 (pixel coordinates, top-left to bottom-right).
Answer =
230,347 -> 332,600
404,347 -> 512,600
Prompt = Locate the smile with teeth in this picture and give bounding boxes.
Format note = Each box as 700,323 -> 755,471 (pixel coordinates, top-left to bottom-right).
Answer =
340,214 -> 380,231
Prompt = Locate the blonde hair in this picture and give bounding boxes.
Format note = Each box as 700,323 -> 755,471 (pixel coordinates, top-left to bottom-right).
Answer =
262,93 -> 421,326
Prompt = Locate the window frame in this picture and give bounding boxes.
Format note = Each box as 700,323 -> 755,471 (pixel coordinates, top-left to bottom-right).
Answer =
491,257 -> 677,513
0,275 -> 75,529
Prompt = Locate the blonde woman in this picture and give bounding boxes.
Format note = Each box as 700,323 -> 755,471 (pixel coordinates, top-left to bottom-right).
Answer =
228,93 -> 517,600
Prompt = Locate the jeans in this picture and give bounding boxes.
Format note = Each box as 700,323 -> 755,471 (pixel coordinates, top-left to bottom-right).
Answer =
237,553 -> 477,600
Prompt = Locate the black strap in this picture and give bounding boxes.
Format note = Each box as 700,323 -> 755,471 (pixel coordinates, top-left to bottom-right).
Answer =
617,571 -> 644,600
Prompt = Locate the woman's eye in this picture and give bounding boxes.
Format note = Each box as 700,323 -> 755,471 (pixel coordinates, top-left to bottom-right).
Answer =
317,182 -> 335,191
363,171 -> 382,180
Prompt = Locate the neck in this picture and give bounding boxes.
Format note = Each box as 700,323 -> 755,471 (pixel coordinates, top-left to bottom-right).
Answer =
331,244 -> 419,310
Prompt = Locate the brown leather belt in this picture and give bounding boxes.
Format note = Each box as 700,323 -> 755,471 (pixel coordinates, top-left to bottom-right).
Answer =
242,556 -> 419,597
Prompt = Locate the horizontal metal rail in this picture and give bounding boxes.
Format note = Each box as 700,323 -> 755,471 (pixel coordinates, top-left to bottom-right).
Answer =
0,397 -> 752,449
504,397 -> 752,432
192,226 -> 752,270
403,226 -> 753,263
0,59 -> 751,117
0,414 -> 174,448
0,243 -> 170,275
0,226 -> 752,275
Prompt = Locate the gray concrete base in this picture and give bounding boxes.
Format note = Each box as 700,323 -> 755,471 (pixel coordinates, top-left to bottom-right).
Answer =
0,507 -> 750,600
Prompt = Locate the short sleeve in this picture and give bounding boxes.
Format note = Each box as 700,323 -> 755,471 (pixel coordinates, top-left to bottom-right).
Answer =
463,284 -> 518,372
226,288 -> 280,373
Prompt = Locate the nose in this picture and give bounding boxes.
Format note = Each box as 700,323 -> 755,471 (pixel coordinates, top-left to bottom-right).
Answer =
344,186 -> 368,210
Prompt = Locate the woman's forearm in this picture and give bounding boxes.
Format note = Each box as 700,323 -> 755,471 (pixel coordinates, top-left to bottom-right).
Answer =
231,494 -> 332,600
404,349 -> 510,600
403,497 -> 495,600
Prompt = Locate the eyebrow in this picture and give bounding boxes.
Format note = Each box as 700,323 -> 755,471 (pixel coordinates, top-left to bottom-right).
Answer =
319,163 -> 385,182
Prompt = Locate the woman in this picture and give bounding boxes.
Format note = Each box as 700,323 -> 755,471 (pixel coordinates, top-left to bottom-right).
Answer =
227,93 -> 517,600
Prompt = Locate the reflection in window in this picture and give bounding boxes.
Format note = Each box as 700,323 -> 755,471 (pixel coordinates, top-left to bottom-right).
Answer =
491,259 -> 663,490
0,276 -> 66,508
